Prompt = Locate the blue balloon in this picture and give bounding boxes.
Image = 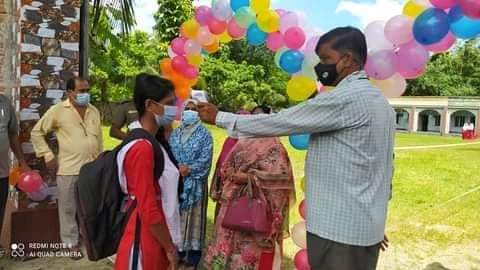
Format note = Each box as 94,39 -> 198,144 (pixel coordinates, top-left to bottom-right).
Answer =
413,8 -> 450,45
289,134 -> 310,150
247,24 -> 267,46
448,5 -> 480,39
230,0 -> 249,12
280,50 -> 304,74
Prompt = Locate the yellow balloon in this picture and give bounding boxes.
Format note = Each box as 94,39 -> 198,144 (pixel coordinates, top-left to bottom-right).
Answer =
403,0 -> 425,18
219,31 -> 233,43
187,54 -> 204,66
257,9 -> 280,33
181,19 -> 200,39
287,76 -> 316,102
251,0 -> 270,14
291,221 -> 307,249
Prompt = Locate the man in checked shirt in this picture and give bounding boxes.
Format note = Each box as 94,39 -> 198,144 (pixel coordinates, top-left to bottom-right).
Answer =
198,27 -> 395,270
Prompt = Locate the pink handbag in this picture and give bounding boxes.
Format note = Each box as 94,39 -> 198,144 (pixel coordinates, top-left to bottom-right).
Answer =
222,178 -> 272,234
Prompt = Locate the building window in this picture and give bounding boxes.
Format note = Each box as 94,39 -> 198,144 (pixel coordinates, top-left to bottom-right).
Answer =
435,115 -> 441,126
455,116 -> 466,127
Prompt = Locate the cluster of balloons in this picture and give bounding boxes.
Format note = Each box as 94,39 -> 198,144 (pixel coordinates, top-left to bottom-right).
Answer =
9,168 -> 49,202
366,0 -> 480,98
160,0 -> 324,103
291,177 -> 310,270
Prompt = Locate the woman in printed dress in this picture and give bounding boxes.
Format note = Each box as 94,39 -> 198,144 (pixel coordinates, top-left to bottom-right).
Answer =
203,106 -> 295,270
169,99 -> 214,269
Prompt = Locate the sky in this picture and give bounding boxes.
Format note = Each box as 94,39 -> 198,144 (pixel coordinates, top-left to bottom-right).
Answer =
134,0 -> 405,34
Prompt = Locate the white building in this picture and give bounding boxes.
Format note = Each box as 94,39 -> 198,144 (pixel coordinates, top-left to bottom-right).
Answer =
389,97 -> 479,136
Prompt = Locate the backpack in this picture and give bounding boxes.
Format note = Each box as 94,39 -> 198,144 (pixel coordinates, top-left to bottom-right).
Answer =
75,128 -> 164,262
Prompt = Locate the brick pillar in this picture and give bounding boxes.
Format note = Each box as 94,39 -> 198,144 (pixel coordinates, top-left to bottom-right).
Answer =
0,0 -> 18,94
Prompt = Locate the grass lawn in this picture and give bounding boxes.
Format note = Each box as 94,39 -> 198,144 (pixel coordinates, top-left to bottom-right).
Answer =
101,126 -> 480,269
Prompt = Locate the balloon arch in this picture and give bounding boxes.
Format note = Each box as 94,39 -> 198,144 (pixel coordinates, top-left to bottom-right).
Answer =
159,0 -> 480,268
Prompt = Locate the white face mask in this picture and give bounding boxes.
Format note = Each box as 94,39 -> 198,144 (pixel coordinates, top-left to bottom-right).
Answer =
75,93 -> 90,106
154,105 -> 177,126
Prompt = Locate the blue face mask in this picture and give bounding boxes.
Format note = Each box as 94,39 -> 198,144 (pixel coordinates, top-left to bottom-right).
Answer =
154,105 -> 177,126
75,93 -> 90,107
182,110 -> 199,126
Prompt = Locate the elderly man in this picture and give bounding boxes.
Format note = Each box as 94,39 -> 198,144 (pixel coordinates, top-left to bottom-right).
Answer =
0,93 -> 30,242
31,77 -> 102,258
198,27 -> 395,270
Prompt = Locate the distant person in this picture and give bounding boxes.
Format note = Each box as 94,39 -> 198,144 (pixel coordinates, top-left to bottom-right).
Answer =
169,99 -> 213,269
115,74 -> 180,270
31,77 -> 103,259
0,93 -> 30,244
462,120 -> 475,139
203,106 -> 295,270
110,101 -> 138,140
199,27 -> 395,270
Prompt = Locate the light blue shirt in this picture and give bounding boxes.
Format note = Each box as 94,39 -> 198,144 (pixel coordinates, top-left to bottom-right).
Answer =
216,71 -> 395,246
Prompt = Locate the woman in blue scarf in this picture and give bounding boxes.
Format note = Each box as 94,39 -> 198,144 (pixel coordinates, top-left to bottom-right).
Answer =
169,99 -> 213,269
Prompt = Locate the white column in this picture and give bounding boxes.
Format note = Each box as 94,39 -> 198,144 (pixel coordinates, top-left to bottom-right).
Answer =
411,108 -> 419,133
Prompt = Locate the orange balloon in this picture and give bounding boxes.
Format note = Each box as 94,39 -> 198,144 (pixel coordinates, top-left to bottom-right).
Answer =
160,59 -> 174,77
204,38 -> 220,54
175,86 -> 191,101
9,166 -> 21,186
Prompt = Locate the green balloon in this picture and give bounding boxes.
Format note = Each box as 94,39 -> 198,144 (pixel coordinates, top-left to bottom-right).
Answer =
235,7 -> 256,28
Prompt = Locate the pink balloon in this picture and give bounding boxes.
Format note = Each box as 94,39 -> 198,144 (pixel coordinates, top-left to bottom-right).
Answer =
171,37 -> 186,55
365,50 -> 396,80
284,27 -> 306,50
365,20 -> 394,52
275,9 -> 286,17
458,0 -> 480,19
425,32 -> 456,53
385,15 -> 414,46
172,55 -> 189,73
266,32 -> 284,51
184,40 -> 202,55
18,171 -> 44,193
197,26 -> 214,45
183,65 -> 199,79
304,35 -> 320,54
207,16 -> 227,35
27,183 -> 49,202
430,0 -> 458,9
280,12 -> 299,34
294,249 -> 310,270
299,200 -> 306,219
227,19 -> 246,39
394,41 -> 429,79
195,6 -> 212,26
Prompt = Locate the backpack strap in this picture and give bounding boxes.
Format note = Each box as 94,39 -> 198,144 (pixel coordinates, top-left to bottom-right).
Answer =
123,129 -> 165,180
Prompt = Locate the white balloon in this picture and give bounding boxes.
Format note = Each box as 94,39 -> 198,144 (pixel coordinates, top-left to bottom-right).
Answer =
291,221 -> 307,249
371,73 -> 407,98
167,46 -> 177,58
364,20 -> 395,53
212,0 -> 233,21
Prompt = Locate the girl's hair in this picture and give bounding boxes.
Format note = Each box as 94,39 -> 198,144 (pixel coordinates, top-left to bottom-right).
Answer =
133,73 -> 175,116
